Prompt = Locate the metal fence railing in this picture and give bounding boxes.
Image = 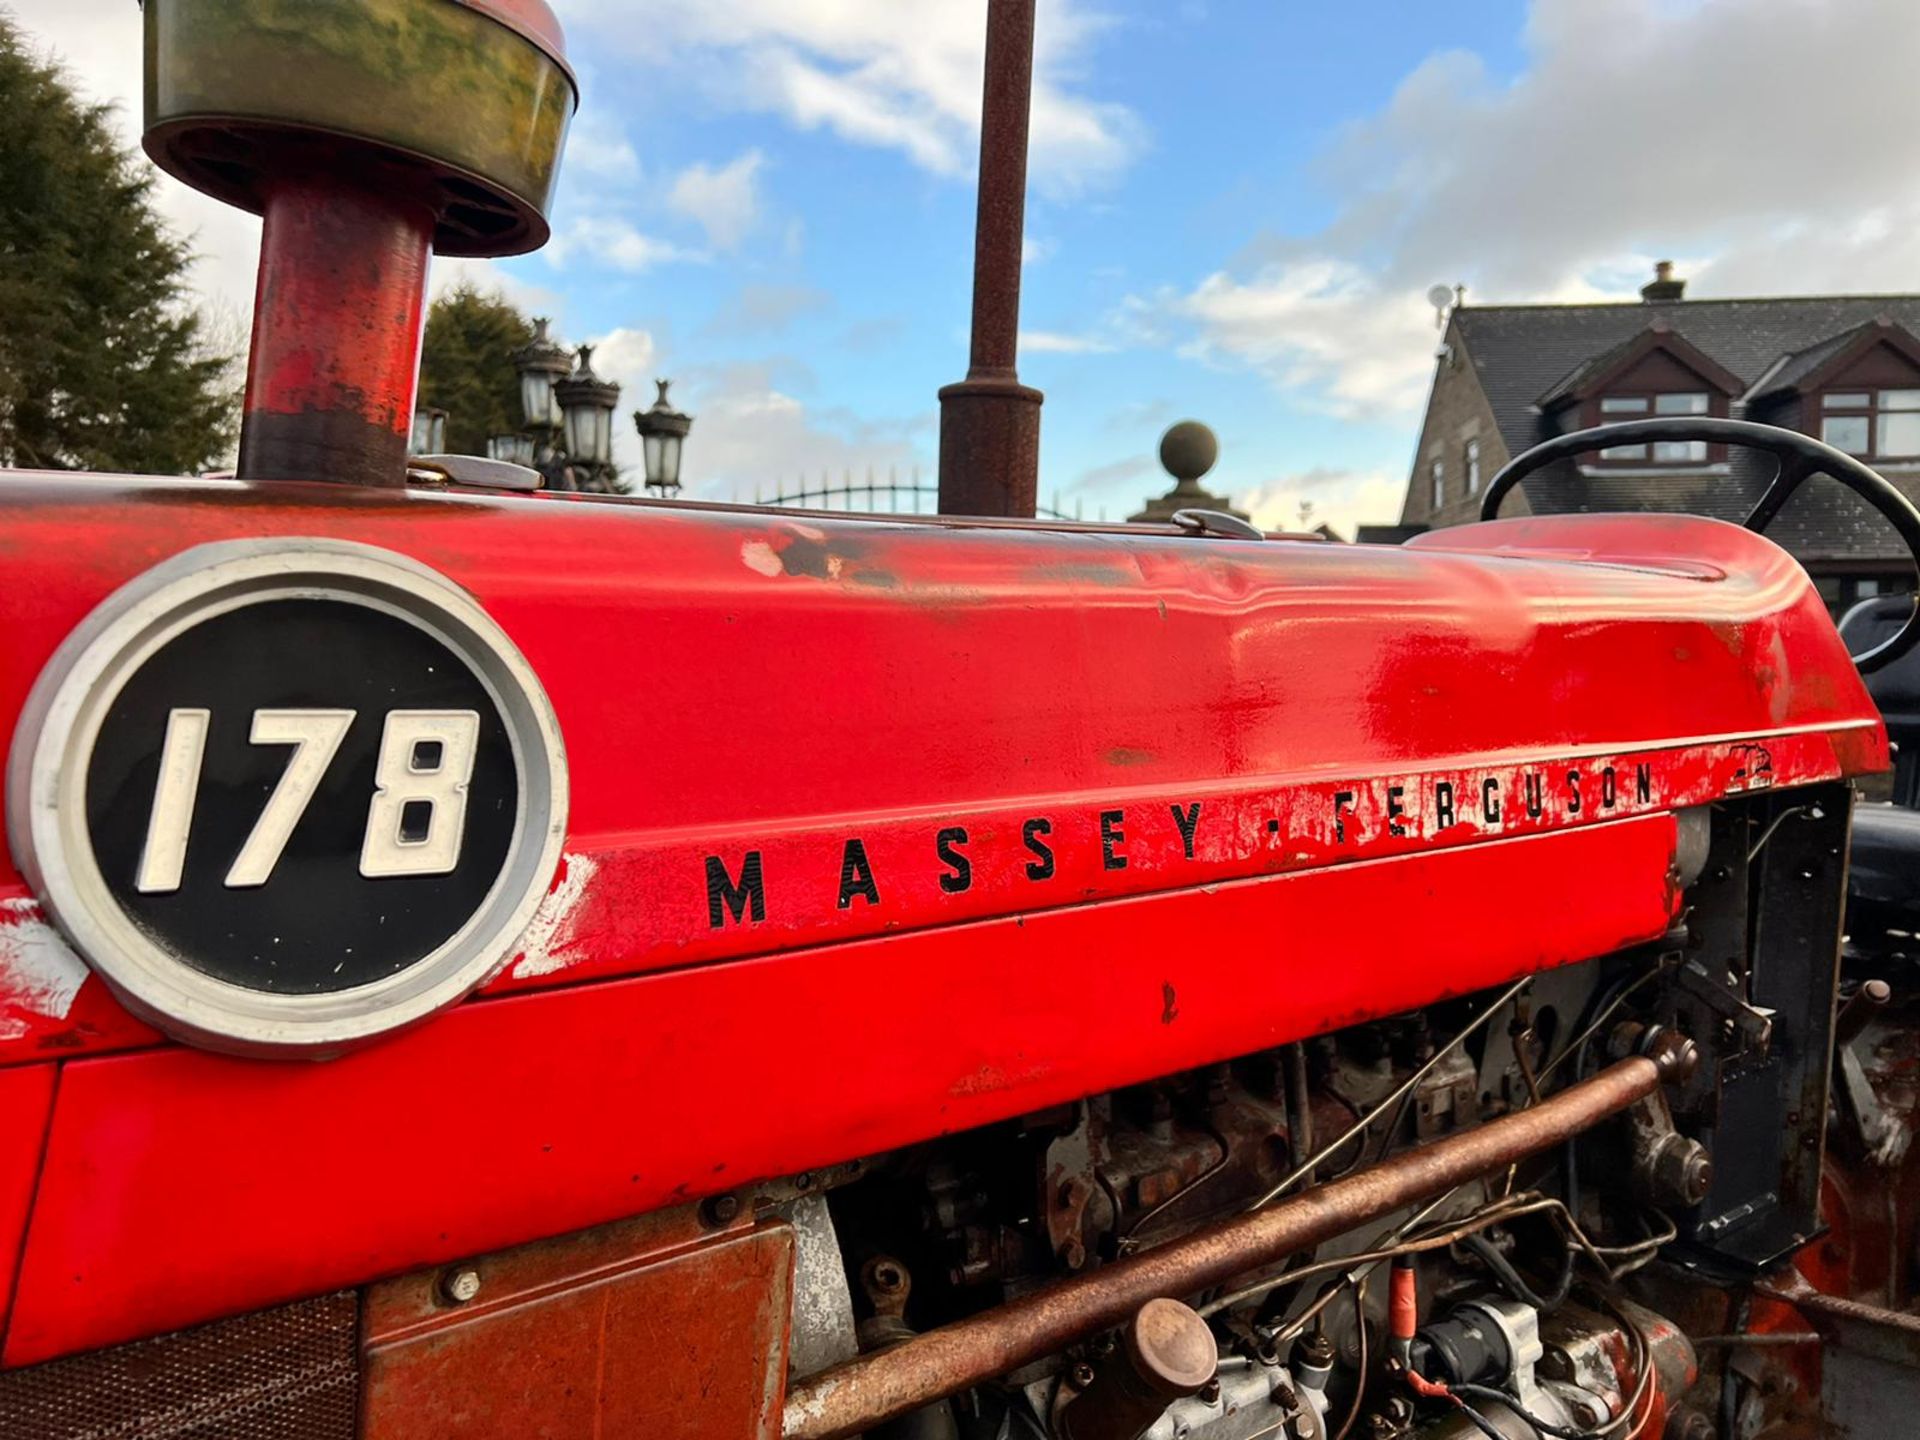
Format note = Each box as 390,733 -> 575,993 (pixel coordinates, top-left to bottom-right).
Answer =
744,468 -> 1090,521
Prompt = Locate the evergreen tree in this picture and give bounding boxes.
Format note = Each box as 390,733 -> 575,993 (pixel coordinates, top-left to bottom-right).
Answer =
418,283 -> 536,458
0,17 -> 236,473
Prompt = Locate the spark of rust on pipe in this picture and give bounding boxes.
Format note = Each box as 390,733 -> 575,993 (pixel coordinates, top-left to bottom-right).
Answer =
783,1054 -> 1677,1440
936,0 -> 1043,518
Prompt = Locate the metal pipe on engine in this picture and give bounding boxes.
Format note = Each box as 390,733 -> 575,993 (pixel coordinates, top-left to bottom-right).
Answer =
782,1051 -> 1687,1440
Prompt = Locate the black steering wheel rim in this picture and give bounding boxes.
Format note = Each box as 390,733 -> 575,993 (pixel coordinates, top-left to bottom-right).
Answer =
1478,416 -> 1920,674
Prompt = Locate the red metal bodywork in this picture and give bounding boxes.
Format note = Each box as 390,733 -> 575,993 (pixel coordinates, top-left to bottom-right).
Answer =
0,474 -> 1887,1364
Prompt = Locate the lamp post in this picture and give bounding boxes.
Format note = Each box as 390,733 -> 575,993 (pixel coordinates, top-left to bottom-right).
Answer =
937,0 -> 1042,517
634,379 -> 692,496
554,345 -> 621,493
419,321 -> 636,492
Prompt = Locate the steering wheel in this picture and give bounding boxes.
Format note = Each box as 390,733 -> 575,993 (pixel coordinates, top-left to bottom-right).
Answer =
1479,417 -> 1920,673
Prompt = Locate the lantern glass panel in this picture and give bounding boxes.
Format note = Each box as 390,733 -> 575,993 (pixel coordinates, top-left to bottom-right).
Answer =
489,433 -> 535,466
590,408 -> 612,466
410,410 -> 445,453
520,372 -> 556,429
660,433 -> 683,488
643,432 -> 665,486
562,397 -> 612,466
561,401 -> 590,461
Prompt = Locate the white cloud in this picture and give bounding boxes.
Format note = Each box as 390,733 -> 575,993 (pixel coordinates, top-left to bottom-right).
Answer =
582,335 -> 927,498
428,257 -> 565,317
1020,329 -> 1115,355
545,217 -> 703,273
558,0 -> 1141,192
1171,261 -> 1436,421
668,150 -> 765,252
1147,0 -> 1920,419
564,109 -> 642,182
1237,467 -> 1406,542
670,362 -> 929,503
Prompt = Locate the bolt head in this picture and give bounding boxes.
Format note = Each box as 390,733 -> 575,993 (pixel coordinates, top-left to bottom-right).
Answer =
701,1193 -> 741,1227
440,1268 -> 482,1305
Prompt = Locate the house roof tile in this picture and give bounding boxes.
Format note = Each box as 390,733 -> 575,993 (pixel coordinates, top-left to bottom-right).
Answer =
1454,295 -> 1920,565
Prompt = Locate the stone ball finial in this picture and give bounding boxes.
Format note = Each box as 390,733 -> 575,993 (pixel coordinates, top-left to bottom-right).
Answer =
1159,421 -> 1218,490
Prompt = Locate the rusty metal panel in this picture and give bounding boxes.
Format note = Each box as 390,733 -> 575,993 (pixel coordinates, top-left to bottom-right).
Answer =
362,1213 -> 793,1439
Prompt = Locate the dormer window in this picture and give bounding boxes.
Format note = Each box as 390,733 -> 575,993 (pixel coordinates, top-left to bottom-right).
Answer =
1822,390 -> 1920,458
1596,392 -> 1708,462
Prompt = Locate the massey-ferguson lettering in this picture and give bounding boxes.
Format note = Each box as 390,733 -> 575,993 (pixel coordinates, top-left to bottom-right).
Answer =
3,2 -> 1919,1438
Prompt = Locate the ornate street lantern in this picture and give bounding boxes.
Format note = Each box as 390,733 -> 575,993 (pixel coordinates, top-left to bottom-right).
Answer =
410,406 -> 447,454
487,432 -> 536,467
633,379 -> 692,495
554,345 -> 620,474
511,317 -> 573,431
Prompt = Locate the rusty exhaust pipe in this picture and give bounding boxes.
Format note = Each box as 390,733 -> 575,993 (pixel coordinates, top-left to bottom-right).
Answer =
783,1052 -> 1682,1440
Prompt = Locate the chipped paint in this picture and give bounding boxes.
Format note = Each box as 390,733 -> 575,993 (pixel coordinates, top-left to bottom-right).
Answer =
509,853 -> 598,979
742,540 -> 783,578
0,898 -> 89,1038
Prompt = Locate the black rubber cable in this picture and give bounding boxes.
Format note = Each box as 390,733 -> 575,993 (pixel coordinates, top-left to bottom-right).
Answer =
1453,1399 -> 1513,1440
1458,1231 -> 1574,1313
1452,1383 -> 1606,1440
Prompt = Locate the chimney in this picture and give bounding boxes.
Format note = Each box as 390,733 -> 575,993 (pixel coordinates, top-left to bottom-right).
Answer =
1641,260 -> 1686,303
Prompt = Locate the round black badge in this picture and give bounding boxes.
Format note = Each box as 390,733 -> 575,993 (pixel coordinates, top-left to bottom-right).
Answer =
8,540 -> 568,1055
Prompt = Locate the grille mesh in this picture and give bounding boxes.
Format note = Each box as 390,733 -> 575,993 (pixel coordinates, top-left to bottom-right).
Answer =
0,1291 -> 359,1439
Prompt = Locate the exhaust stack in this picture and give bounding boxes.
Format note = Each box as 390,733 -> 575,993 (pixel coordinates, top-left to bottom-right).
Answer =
140,0 -> 577,487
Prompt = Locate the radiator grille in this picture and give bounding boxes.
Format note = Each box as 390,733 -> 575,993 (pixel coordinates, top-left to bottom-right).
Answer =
0,1291 -> 359,1439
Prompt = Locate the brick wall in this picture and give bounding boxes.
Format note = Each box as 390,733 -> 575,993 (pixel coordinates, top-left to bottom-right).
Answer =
1399,318 -> 1529,528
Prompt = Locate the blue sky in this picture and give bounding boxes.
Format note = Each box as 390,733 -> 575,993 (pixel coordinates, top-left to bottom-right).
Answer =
29,0 -> 1920,531
474,0 -> 1531,527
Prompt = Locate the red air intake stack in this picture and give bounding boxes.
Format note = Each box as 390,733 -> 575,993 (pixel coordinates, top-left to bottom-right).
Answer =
139,0 -> 578,488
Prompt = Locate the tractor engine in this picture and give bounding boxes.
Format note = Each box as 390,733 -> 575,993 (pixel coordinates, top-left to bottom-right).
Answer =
0,4 -> 1914,1440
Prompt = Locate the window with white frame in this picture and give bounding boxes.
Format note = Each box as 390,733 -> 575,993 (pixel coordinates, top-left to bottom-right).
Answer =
1596,393 -> 1709,462
1597,396 -> 1648,458
1430,459 -> 1445,511
1824,390 -> 1920,457
1465,438 -> 1481,494
1652,393 -> 1708,461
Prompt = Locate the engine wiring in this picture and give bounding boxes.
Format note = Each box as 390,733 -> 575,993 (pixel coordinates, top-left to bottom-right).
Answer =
1162,964 -> 1678,1438
1384,1245 -> 1658,1440
1246,976 -> 1535,1212
1190,1186 -> 1661,1438
1330,1274 -> 1371,1440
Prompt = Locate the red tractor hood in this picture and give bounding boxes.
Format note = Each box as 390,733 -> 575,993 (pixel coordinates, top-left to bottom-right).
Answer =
0,475 -> 1887,1362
